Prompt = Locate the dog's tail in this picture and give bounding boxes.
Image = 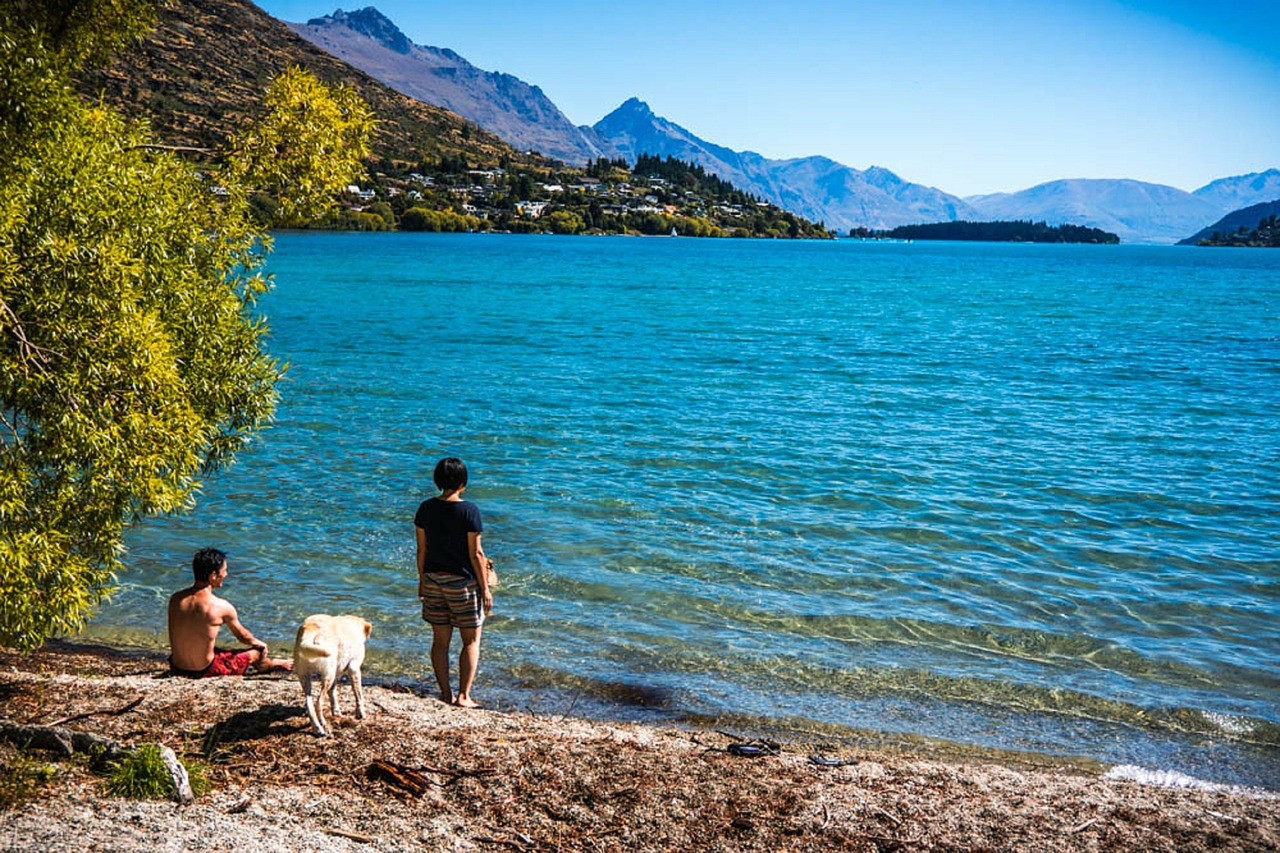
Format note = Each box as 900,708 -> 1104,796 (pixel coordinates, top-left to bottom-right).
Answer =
294,618 -> 334,659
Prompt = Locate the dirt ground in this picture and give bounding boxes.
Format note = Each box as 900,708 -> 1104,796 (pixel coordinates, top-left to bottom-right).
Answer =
0,643 -> 1276,851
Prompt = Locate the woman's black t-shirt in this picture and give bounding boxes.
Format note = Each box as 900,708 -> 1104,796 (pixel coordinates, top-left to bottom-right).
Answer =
415,498 -> 483,577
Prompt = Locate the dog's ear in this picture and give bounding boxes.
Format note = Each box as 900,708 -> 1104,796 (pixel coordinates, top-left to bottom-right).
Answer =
363,620 -> 372,638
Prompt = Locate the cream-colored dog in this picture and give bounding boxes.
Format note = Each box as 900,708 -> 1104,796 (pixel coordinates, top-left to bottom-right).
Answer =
293,614 -> 372,737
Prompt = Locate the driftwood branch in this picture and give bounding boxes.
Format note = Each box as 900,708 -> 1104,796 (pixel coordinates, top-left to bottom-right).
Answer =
475,829 -> 535,850
0,720 -> 125,761
324,828 -> 374,844
851,833 -> 924,848
367,759 -> 434,797
367,759 -> 498,797
47,696 -> 144,728
1071,817 -> 1100,834
876,807 -> 903,827
159,744 -> 194,805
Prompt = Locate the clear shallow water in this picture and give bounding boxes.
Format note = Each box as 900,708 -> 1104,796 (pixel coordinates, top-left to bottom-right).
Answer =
93,234 -> 1280,788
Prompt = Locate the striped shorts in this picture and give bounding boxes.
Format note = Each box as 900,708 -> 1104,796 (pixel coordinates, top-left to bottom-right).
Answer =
420,571 -> 484,629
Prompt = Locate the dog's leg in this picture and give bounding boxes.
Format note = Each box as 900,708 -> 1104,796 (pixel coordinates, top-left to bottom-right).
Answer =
301,674 -> 328,737
349,666 -> 366,720
326,674 -> 341,722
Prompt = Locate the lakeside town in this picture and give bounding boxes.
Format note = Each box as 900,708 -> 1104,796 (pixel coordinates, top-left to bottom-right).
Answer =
323,154 -> 834,238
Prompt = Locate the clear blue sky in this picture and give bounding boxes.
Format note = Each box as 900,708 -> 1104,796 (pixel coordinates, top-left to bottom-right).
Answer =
254,1 -> 1280,197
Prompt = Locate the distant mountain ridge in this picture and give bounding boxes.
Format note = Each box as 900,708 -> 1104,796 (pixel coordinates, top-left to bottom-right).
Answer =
288,7 -> 602,165
964,179 -> 1223,244
589,98 -> 976,231
965,172 -> 1280,244
1191,169 -> 1280,212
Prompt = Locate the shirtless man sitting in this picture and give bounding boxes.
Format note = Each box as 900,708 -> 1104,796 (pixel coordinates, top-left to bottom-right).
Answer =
167,547 -> 293,678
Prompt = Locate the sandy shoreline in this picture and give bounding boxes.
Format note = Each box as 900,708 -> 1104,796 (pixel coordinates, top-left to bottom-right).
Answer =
1,643 -> 1276,851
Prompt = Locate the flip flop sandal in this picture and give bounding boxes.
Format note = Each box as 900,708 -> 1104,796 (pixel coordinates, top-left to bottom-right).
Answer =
807,755 -> 855,767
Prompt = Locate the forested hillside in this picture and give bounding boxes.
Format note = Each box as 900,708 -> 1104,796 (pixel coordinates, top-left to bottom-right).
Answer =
1179,200 -> 1280,247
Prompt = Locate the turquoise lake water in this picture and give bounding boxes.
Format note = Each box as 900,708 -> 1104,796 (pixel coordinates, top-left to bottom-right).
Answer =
94,233 -> 1280,788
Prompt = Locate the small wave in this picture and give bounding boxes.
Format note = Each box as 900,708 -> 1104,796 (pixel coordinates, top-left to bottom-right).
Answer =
1201,710 -> 1256,737
1103,764 -> 1276,798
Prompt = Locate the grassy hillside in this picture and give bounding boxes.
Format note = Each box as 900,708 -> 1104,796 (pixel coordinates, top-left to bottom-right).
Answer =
76,0 -> 540,171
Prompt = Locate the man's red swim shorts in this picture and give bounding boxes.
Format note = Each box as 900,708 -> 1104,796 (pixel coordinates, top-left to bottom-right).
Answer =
205,648 -> 256,676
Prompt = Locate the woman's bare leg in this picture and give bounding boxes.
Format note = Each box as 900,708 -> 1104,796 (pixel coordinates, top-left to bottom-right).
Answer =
454,626 -> 482,708
430,624 -> 454,703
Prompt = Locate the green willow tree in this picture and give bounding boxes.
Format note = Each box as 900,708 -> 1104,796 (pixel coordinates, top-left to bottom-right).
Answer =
0,1 -> 374,649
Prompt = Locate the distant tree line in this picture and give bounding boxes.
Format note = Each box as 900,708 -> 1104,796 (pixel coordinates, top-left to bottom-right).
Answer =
849,220 -> 1119,244
632,154 -> 756,205
1197,214 -> 1280,247
584,157 -> 629,178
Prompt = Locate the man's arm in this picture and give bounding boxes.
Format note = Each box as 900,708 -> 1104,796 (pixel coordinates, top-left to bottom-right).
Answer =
222,602 -> 268,654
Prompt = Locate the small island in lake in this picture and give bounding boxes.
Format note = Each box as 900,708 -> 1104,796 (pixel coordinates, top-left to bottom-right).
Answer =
849,220 -> 1120,244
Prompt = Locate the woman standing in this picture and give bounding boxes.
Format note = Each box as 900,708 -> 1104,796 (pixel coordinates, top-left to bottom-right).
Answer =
414,457 -> 492,707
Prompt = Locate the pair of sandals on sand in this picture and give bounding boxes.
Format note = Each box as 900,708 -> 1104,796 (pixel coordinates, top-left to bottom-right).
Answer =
716,737 -> 855,766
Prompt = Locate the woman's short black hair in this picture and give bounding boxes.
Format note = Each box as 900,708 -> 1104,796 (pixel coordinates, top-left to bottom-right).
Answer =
193,547 -> 227,583
433,457 -> 469,492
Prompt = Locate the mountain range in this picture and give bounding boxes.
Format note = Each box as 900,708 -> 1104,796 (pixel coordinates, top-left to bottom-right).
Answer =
286,7 -> 1279,243
590,97 -> 1279,242
964,179 -> 1223,245
289,8 -> 978,233
588,98 -> 977,232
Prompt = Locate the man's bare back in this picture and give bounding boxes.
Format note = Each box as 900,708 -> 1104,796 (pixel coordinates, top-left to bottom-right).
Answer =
167,549 -> 292,677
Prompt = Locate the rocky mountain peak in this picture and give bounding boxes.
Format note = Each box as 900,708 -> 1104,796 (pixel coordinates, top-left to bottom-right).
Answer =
613,97 -> 653,118
861,165 -> 906,189
307,7 -> 412,54
289,6 -> 602,164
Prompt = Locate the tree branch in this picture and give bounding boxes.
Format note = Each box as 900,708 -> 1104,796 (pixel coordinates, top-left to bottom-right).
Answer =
1,300 -> 61,376
126,143 -> 213,154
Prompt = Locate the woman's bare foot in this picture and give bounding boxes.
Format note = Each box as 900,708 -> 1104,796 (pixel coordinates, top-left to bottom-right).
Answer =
453,696 -> 482,709
438,691 -> 455,705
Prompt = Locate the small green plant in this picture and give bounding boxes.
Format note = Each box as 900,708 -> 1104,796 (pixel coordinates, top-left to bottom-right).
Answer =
104,744 -> 209,800
0,750 -> 60,810
186,758 -> 213,798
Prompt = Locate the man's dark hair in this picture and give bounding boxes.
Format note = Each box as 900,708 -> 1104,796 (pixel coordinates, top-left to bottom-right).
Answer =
193,547 -> 227,583
433,457 -> 468,492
